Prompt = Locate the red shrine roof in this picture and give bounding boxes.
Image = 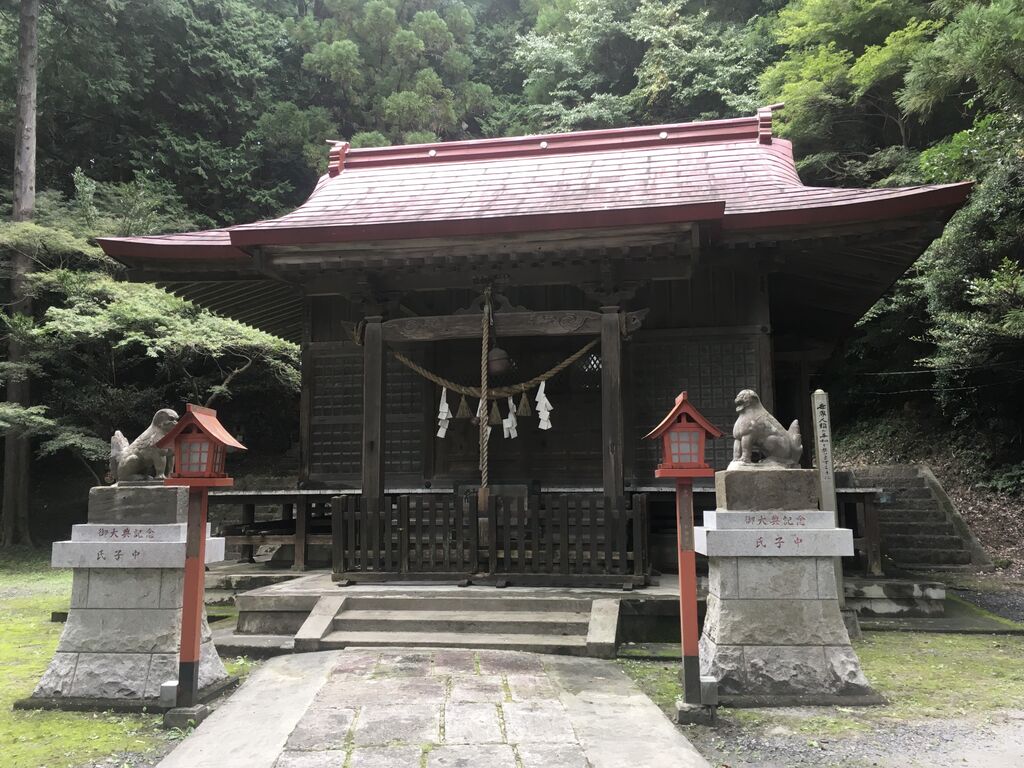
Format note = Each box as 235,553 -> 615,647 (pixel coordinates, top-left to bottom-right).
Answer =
644,391 -> 724,441
98,106 -> 971,262
156,404 -> 246,452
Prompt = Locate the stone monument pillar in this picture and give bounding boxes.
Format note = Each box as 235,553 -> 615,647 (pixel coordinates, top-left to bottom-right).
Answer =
696,469 -> 881,705
30,484 -> 229,709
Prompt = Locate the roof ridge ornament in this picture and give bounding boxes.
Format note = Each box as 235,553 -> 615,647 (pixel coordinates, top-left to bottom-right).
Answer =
327,140 -> 350,177
757,103 -> 784,145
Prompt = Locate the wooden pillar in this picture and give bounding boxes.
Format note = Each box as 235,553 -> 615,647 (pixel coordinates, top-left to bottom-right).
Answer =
601,307 -> 624,501
361,316 -> 386,503
676,480 -> 701,704
177,488 -> 208,708
293,496 -> 309,572
239,503 -> 255,563
798,356 -> 814,468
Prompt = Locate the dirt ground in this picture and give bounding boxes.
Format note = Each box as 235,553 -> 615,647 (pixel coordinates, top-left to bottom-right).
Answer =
686,708 -> 1024,768
669,577 -> 1024,768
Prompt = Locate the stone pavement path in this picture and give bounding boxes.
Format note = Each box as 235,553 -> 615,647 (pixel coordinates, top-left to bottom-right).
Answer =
156,648 -> 709,768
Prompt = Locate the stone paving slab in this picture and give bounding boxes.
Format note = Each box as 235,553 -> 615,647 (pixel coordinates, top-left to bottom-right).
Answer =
502,700 -> 578,743
426,744 -> 518,768
353,703 -> 441,746
348,745 -> 422,768
156,648 -> 709,768
274,750 -> 345,768
518,742 -> 591,768
284,706 -> 355,751
444,703 -> 504,744
449,674 -> 504,702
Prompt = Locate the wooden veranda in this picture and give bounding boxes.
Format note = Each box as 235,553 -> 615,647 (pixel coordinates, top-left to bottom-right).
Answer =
332,493 -> 649,587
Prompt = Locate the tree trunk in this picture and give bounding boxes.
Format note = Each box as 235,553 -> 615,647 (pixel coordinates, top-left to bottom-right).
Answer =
12,0 -> 37,222
3,0 -> 40,546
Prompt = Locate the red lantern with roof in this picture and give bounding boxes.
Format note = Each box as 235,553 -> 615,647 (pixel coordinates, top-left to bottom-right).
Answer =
645,391 -> 722,707
645,391 -> 723,478
157,404 -> 245,484
156,404 -> 245,716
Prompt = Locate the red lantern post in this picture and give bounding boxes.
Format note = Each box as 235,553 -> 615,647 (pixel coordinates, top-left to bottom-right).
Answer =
157,404 -> 245,710
644,392 -> 722,704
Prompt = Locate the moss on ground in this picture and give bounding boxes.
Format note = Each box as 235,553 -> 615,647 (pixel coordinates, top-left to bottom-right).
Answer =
0,548 -> 169,767
620,631 -> 1024,736
617,659 -> 684,711
856,632 -> 1024,718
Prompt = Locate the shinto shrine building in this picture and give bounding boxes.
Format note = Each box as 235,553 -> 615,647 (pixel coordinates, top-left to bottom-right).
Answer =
99,106 -> 970,584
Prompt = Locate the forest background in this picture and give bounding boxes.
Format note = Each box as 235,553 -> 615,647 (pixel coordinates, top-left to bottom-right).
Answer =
0,0 -> 1022,546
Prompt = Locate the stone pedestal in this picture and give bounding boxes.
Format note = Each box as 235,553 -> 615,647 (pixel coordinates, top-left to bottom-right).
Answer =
696,469 -> 881,706
29,485 -> 229,710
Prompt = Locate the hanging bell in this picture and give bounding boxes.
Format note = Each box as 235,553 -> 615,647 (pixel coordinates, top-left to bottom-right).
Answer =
488,346 -> 511,376
517,391 -> 532,417
456,395 -> 472,419
489,400 -> 502,426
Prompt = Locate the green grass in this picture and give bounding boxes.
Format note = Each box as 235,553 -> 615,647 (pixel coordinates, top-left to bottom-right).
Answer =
0,548 -> 167,768
620,631 -> 1024,736
617,659 -> 684,711
856,632 -> 1024,718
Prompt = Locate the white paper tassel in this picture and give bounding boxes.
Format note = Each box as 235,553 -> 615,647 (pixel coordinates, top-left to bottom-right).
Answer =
436,387 -> 452,438
502,395 -> 518,439
535,381 -> 554,431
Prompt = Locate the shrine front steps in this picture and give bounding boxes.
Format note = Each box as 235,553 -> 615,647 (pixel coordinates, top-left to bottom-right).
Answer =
846,464 -> 992,572
294,595 -> 620,658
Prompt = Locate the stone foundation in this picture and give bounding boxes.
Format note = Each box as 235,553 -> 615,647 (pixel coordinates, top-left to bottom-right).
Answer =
697,469 -> 881,706
29,485 -> 228,709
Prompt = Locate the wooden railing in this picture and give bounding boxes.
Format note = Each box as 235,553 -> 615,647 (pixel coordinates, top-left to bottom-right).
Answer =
331,493 -> 649,587
332,495 -> 479,576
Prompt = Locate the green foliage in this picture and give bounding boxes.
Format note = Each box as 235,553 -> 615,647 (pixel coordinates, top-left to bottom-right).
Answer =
26,267 -> 299,465
513,0 -> 775,133
291,0 -> 498,145
629,1 -> 773,122
0,169 -> 299,486
900,0 -> 1024,117
760,0 -> 945,180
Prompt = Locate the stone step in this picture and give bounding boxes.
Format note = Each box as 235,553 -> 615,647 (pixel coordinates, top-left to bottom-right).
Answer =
877,499 -> 937,511
858,483 -> 928,492
852,472 -> 925,484
883,534 -> 969,551
204,589 -> 237,607
887,548 -> 972,566
319,630 -> 589,655
341,596 -> 591,613
883,487 -> 933,499
878,509 -> 946,523
333,609 -> 589,635
879,520 -> 958,536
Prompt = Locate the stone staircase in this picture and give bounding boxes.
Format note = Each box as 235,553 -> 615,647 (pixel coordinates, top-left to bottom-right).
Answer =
293,595 -> 620,658
846,464 -> 991,571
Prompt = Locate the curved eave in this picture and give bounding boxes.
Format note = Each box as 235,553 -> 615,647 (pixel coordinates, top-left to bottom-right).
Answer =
95,181 -> 972,265
97,233 -> 252,267
228,201 -> 728,248
722,182 -> 973,233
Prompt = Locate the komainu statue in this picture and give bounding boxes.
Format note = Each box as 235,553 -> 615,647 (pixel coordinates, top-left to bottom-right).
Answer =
728,389 -> 802,469
109,408 -> 179,482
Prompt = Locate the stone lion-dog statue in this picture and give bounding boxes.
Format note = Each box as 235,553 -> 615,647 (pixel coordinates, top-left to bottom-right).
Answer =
108,408 -> 179,482
729,389 -> 802,469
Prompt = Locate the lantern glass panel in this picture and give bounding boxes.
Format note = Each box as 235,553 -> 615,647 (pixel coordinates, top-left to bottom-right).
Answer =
182,438 -> 211,474
213,445 -> 225,474
668,429 -> 700,466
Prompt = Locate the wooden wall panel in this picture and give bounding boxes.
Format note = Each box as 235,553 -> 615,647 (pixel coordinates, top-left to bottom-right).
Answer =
629,329 -> 769,479
303,297 -> 427,486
